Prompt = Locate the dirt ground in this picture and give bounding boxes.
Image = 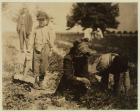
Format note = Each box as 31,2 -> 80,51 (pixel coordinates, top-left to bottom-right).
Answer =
2,32 -> 86,110
2,32 -> 137,110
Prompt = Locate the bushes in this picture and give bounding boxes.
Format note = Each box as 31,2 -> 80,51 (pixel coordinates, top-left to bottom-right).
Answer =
91,35 -> 138,63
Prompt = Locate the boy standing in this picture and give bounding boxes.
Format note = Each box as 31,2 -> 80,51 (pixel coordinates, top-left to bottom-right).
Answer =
32,11 -> 55,89
17,7 -> 33,52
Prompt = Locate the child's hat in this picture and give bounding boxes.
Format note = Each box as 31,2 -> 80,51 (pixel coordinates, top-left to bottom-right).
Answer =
36,11 -> 49,20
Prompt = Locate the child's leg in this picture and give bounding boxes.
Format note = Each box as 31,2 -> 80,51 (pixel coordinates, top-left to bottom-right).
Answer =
100,71 -> 109,91
25,33 -> 30,51
40,44 -> 50,74
19,31 -> 24,52
39,44 -> 50,88
33,51 -> 41,88
123,71 -> 131,95
23,52 -> 32,75
113,73 -> 120,95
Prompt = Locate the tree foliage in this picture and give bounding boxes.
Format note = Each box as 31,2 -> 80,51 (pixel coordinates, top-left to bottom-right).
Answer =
67,3 -> 120,31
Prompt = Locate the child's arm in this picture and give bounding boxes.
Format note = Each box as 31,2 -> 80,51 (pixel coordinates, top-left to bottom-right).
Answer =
48,27 -> 56,48
47,27 -> 56,55
16,15 -> 20,33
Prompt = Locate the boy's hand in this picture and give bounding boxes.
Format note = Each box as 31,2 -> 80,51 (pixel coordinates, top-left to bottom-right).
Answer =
35,49 -> 41,54
49,48 -> 53,56
76,77 -> 91,87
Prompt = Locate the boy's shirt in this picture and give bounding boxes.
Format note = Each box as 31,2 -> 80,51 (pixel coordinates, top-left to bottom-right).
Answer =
78,41 -> 93,55
96,53 -> 119,72
94,28 -> 104,39
17,12 -> 33,34
84,28 -> 92,40
33,25 -> 55,52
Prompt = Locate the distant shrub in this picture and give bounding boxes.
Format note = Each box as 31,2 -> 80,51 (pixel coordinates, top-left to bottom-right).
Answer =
129,31 -> 133,34
91,35 -> 138,63
123,31 -> 128,34
110,31 -> 116,34
134,31 -> 138,34
117,31 -> 122,34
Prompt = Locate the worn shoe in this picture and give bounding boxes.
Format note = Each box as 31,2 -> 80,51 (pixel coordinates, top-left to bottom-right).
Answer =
33,83 -> 41,90
38,81 -> 45,90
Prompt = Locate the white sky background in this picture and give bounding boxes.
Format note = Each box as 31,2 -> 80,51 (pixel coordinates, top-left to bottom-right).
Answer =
2,2 -> 138,32
117,3 -> 137,32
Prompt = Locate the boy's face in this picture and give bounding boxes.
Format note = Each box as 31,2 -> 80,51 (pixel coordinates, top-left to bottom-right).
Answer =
21,8 -> 27,14
38,19 -> 49,27
38,19 -> 46,27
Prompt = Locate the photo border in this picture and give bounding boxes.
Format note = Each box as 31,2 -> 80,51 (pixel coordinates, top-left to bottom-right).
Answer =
0,0 -> 139,111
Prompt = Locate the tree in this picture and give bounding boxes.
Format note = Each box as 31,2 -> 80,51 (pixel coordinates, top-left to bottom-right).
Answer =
67,3 -> 120,31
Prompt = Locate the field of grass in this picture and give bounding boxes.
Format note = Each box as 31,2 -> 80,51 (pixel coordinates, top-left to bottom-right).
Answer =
2,32 -> 138,110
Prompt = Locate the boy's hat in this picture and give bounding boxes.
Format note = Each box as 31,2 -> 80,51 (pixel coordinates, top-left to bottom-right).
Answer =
81,37 -> 89,42
36,11 -> 49,20
73,39 -> 81,47
22,4 -> 28,9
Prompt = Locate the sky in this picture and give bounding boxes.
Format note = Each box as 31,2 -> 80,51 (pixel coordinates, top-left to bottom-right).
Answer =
2,2 -> 138,32
117,3 -> 137,32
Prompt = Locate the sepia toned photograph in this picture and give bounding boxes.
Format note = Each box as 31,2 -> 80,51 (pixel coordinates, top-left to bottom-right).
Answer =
2,2 -> 138,110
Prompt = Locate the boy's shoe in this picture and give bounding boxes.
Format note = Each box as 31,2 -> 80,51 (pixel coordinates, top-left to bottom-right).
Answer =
33,83 -> 41,90
38,81 -> 45,90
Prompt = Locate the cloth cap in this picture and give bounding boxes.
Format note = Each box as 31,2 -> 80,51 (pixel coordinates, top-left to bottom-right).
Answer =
37,11 -> 49,20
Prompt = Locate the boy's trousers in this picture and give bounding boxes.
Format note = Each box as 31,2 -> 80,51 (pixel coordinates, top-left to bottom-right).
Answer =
32,43 -> 51,79
18,26 -> 30,51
